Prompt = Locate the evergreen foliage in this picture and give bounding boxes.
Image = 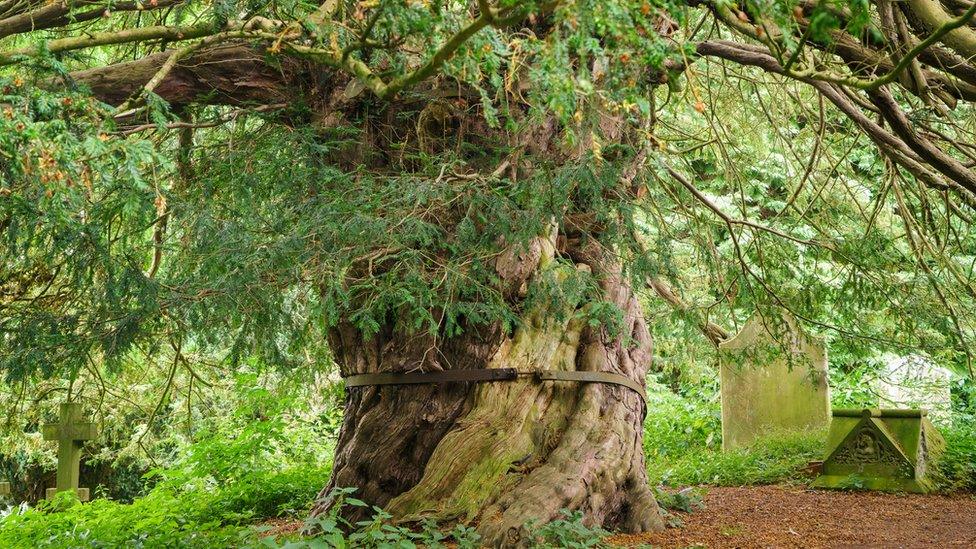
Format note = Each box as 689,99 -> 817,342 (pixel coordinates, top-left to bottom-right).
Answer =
1,0 -> 976,541
1,0 -> 974,387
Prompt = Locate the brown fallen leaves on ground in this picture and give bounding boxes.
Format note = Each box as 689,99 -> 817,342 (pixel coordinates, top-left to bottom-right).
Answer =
609,485 -> 976,548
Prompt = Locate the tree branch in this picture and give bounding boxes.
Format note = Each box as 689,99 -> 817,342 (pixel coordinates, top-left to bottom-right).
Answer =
69,42 -> 318,107
906,0 -> 976,58
0,0 -> 183,40
0,22 -> 217,66
647,277 -> 730,346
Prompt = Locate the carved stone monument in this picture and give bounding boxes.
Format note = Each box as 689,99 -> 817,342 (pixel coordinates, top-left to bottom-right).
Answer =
813,408 -> 945,493
719,312 -> 831,450
43,402 -> 98,501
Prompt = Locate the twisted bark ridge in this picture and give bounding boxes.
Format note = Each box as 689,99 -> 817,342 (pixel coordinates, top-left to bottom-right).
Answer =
312,233 -> 662,545
6,0 -> 976,542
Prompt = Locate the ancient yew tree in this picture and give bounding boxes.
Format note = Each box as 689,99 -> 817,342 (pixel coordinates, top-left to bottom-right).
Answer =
2,0 -> 976,545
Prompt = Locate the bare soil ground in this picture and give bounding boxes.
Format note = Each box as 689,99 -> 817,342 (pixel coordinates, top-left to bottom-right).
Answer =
608,485 -> 976,548
258,517 -> 305,537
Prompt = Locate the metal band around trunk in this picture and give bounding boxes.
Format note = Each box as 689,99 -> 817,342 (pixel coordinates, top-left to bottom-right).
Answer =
535,370 -> 647,406
344,368 -> 646,407
344,368 -> 519,387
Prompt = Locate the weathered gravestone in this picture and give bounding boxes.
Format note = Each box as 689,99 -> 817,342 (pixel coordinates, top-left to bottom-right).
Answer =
43,402 -> 98,501
0,481 -> 9,498
813,408 -> 945,493
719,312 -> 830,450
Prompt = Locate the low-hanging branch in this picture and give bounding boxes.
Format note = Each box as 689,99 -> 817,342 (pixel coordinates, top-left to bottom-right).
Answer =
646,277 -> 731,346
793,1 -> 976,92
0,22 -> 217,66
0,0 -> 184,40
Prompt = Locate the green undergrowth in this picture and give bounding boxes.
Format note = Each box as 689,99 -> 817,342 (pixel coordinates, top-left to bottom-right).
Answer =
0,458 -> 331,548
0,373 -> 336,548
0,467 -> 331,548
933,414 -> 976,492
642,379 -> 825,487
0,485 -> 612,549
647,429 -> 826,487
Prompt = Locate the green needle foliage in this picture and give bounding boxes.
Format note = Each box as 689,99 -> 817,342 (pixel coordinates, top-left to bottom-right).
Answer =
0,0 -> 974,476
1,79 -> 169,380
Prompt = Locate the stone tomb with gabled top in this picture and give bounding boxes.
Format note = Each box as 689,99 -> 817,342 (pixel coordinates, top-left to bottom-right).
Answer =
813,408 -> 945,493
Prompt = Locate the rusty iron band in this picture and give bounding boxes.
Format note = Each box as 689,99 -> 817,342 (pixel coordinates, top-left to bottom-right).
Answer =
343,368 -> 646,407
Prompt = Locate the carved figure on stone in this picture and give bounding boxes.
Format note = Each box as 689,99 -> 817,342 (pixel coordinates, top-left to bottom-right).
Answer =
814,408 -> 945,493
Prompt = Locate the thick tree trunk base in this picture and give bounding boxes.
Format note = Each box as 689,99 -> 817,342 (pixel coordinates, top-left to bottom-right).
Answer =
310,237 -> 664,546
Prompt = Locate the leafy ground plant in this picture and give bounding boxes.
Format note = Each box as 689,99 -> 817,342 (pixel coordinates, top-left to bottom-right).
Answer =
525,510 -> 610,549
257,488 -> 612,548
653,487 -> 707,527
269,487 -> 482,549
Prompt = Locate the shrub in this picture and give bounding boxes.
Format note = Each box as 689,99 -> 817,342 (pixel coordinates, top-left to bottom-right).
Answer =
932,413 -> 976,492
642,380 -> 722,458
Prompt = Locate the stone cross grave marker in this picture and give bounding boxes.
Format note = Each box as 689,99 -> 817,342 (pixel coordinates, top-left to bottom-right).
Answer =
718,311 -> 831,451
813,408 -> 945,493
43,402 -> 98,501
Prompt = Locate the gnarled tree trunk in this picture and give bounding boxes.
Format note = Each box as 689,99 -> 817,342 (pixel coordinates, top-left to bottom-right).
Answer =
311,233 -> 663,546
67,41 -> 664,543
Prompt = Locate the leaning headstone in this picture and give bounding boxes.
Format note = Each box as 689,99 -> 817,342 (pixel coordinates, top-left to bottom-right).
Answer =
874,355 -> 953,422
813,408 -> 945,493
43,402 -> 98,501
719,312 -> 830,450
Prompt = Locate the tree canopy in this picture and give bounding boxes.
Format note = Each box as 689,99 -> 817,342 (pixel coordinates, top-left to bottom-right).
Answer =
2,0 -> 976,389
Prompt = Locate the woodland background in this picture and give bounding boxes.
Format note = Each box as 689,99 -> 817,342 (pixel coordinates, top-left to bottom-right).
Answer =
1,0 -> 976,545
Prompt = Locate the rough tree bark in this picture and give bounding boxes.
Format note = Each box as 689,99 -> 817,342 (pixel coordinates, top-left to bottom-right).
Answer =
311,230 -> 664,546
70,51 -> 665,542
40,0 -> 976,542
11,0 -> 976,540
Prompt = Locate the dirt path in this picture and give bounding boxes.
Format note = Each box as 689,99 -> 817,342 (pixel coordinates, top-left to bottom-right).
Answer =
609,485 -> 976,548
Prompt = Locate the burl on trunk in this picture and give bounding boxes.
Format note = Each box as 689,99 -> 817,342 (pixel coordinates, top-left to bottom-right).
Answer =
310,233 -> 663,546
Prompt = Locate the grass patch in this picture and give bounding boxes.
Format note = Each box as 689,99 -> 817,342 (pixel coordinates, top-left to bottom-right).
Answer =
0,467 -> 331,549
643,381 -> 825,487
647,429 -> 825,487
